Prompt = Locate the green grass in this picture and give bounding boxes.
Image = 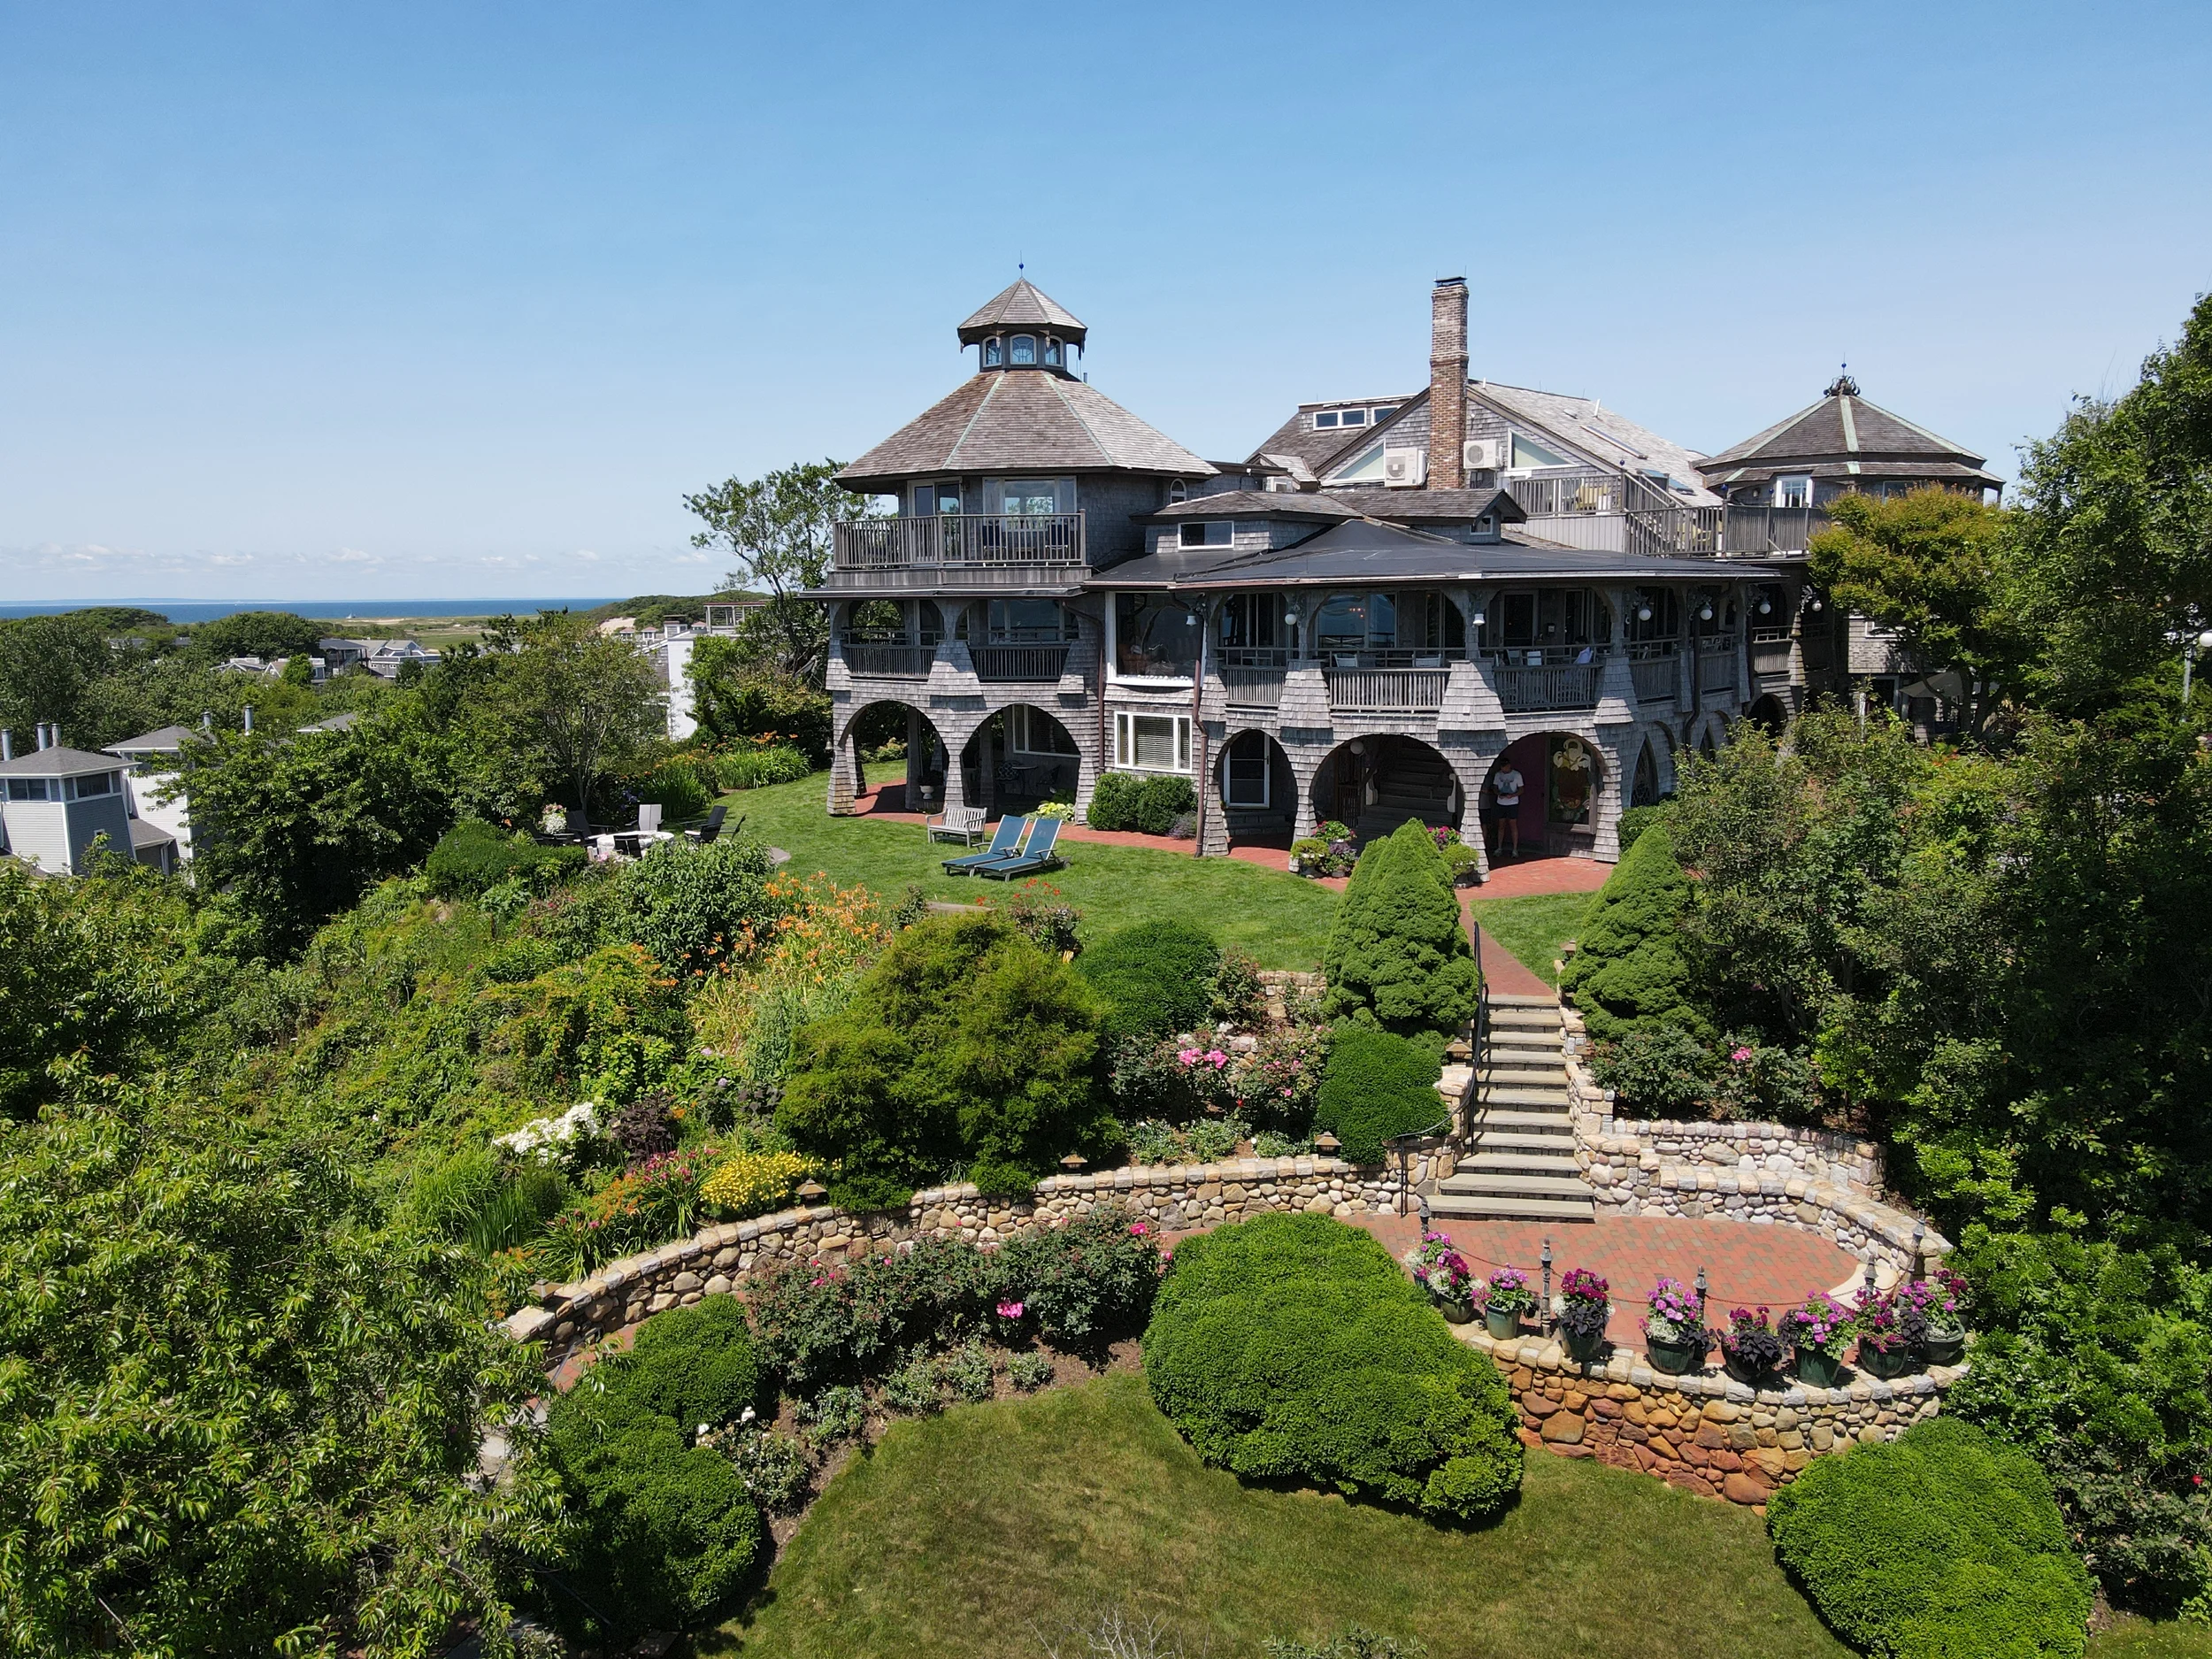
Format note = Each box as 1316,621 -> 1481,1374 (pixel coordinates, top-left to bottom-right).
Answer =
2091,1622 -> 2212,1657
712,1371 -> 1849,1659
1467,890 -> 1597,987
722,776 -> 1340,970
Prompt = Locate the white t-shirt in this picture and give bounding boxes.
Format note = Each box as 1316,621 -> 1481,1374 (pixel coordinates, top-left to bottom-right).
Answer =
1494,767 -> 1524,808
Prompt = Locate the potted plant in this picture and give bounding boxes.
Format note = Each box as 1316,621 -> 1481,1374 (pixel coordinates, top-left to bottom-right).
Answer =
1778,1293 -> 1856,1387
1555,1267 -> 1611,1363
1853,1286 -> 1920,1380
1289,838 -> 1327,878
1483,1265 -> 1536,1340
1409,1232 -> 1476,1324
1909,1267 -> 1970,1365
541,804 -> 568,835
1642,1276 -> 1710,1375
1718,1306 -> 1785,1385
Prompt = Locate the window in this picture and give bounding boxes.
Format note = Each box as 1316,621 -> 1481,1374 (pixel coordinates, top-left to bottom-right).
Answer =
990,477 -> 1075,516
1008,704 -> 1080,756
6,779 -> 49,802
987,598 -> 1071,642
1328,443 -> 1388,483
1010,334 -> 1037,365
1312,411 -> 1339,429
67,772 -> 116,798
1339,408 -> 1368,426
1217,593 -> 1283,651
1509,432 -> 1572,470
982,336 -> 1003,366
1487,588 -> 1608,655
1315,593 -> 1396,656
1114,593 -> 1199,677
1776,475 -> 1813,509
1223,730 -> 1271,807
1370,404 -> 1397,422
912,480 -> 962,516
1178,520 -> 1233,549
1114,711 -> 1192,772
1044,338 -> 1064,366
1166,479 -> 1188,504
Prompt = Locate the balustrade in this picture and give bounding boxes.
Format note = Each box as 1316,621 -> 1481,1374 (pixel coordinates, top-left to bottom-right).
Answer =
1486,653 -> 1603,713
833,512 -> 1085,569
842,642 -> 934,677
971,643 -> 1071,682
1325,667 -> 1451,712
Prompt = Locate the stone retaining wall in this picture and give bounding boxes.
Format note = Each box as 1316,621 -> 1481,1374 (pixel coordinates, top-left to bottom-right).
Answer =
503,1153 -> 1445,1369
1464,1324 -> 1963,1507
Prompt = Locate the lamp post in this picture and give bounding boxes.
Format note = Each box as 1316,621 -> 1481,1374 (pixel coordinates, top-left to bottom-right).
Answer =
1540,1236 -> 1554,1335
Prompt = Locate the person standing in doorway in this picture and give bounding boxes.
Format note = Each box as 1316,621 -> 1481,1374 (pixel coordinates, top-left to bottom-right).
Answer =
1490,759 -> 1524,859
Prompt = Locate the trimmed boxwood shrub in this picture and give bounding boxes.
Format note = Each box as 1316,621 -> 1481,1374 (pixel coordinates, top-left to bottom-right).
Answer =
1313,1024 -> 1444,1164
1615,802 -> 1667,854
1556,819 -> 1709,1043
1142,1212 -> 1521,1522
1322,818 -> 1479,1036
1766,1417 -> 2092,1658
1075,919 -> 1222,1043
1087,772 -> 1197,835
424,818 -> 584,896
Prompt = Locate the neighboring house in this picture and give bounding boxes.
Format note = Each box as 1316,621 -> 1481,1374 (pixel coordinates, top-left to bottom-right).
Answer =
108,724 -> 198,864
639,603 -> 765,741
0,726 -> 174,876
318,637 -> 441,680
804,278 -> 1830,873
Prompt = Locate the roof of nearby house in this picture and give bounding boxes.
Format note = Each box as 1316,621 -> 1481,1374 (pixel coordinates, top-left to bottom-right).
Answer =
1243,399 -> 1422,476
128,820 -> 175,849
1698,380 -> 2003,491
0,745 -> 125,777
1138,491 -> 1361,523
956,280 -> 1087,347
109,724 -> 196,755
837,370 -> 1216,488
1342,486 -> 1529,525
299,712 -> 360,733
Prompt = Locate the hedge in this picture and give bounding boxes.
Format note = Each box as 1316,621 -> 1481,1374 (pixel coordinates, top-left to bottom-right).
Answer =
1322,818 -> 1479,1036
1075,920 -> 1221,1044
1555,818 -> 1708,1043
423,818 -> 584,896
1142,1213 -> 1521,1523
1087,772 -> 1196,835
1766,1417 -> 2092,1658
1313,1025 -> 1444,1163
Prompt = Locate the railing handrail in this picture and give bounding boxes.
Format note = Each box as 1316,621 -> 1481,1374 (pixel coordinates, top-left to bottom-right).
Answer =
971,642 -> 1071,681
833,512 -> 1087,570
1323,665 -> 1451,711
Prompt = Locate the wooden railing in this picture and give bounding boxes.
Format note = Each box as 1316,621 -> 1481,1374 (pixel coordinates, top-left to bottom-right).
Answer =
1487,654 -> 1603,712
842,642 -> 934,677
1698,646 -> 1740,693
1627,505 -> 1724,558
1325,667 -> 1451,712
1219,646 -> 1290,669
833,513 -> 1086,570
1631,656 -> 1678,703
1750,637 -> 1794,677
1723,504 -> 1828,555
972,644 -> 1071,681
1507,472 -> 1625,517
1221,667 -> 1286,708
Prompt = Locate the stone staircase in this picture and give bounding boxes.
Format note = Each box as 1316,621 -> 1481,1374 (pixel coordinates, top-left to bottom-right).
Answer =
1354,745 -> 1457,842
1431,994 -> 1596,1224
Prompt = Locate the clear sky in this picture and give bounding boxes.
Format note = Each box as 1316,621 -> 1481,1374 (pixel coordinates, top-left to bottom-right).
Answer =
3,1 -> 2208,603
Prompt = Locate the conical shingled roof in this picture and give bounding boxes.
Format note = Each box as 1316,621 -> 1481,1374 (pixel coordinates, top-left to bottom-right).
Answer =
1700,384 -> 2001,492
956,279 -> 1087,346
837,370 -> 1213,488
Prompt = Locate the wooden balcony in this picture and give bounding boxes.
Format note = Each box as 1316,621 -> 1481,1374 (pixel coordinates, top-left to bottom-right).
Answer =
842,641 -> 934,677
833,513 -> 1085,571
1487,654 -> 1603,713
972,643 -> 1071,681
1750,632 -> 1794,677
1630,654 -> 1678,703
1723,504 -> 1829,555
1325,667 -> 1451,712
1698,646 -> 1740,694
1221,666 -> 1287,709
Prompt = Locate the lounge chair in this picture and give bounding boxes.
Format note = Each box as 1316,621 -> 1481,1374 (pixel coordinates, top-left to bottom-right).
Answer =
976,815 -> 1063,880
926,805 -> 987,847
942,815 -> 1028,875
683,805 -> 728,845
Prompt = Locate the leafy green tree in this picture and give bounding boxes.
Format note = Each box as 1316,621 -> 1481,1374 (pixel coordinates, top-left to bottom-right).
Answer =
189,609 -> 326,664
684,638 -> 833,761
0,612 -> 112,754
1557,818 -> 1707,1043
0,1086 -> 566,1655
1321,818 -> 1478,1036
779,912 -> 1112,1204
683,460 -> 852,685
488,612 -> 666,834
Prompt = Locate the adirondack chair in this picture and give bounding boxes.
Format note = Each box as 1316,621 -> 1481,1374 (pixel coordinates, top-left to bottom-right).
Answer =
976,815 -> 1063,879
941,815 -> 1028,876
684,805 -> 728,846
926,805 -> 988,847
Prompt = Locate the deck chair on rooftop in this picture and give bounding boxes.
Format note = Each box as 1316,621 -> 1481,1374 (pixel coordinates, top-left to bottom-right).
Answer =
941,815 -> 1028,875
976,814 -> 1062,880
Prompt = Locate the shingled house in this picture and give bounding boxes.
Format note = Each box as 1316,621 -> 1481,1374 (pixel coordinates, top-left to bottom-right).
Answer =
810,278 -> 1982,872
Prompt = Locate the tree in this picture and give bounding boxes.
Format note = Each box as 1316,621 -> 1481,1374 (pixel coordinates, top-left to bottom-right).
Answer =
1556,818 -> 1707,1042
682,460 -> 853,685
1321,818 -> 1479,1036
0,612 -> 112,753
492,613 -> 666,835
1807,487 -> 2022,741
190,609 -> 326,664
684,636 -> 833,762
0,1086 -> 566,1655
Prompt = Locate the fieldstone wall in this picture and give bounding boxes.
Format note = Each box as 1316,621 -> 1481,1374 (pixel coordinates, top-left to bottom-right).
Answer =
503,1153 -> 1446,1371
1464,1324 -> 1964,1507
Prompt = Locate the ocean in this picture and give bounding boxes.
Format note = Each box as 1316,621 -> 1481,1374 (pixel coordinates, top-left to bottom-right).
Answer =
0,599 -> 620,623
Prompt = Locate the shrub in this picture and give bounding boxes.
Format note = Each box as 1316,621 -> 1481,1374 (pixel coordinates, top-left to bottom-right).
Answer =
1211,948 -> 1268,1025
1109,1037 -> 1208,1123
882,1354 -> 941,1415
988,1207 -> 1163,1349
610,1092 -> 678,1164
635,754 -> 715,824
1440,841 -> 1482,885
718,1426 -> 810,1513
719,742 -> 814,790
1589,1025 -> 1713,1118
620,1295 -> 769,1428
424,818 -> 583,897
1007,1350 -> 1056,1391
694,667 -> 833,764
1313,1025 -> 1444,1164
798,1385 -> 868,1446
1709,1033 -> 1822,1125
614,836 -> 780,977
995,880 -> 1082,958
748,1237 -> 991,1394
1087,772 -> 1196,835
1766,1418 -> 2092,1657
1322,819 -> 1479,1036
1076,920 -> 1222,1045
1225,1022 -> 1330,1129
536,1145 -> 718,1277
702,1148 -> 811,1218
1615,803 -> 1667,854
939,1340 -> 995,1402
778,913 -> 1115,1206
1142,1213 -> 1521,1523
1556,821 -> 1708,1044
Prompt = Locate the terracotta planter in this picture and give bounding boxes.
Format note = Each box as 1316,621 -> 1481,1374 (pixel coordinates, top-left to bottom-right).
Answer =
1646,1331 -> 1704,1375
1921,1330 -> 1967,1366
1794,1348 -> 1847,1388
1485,1306 -> 1523,1340
1432,1293 -> 1474,1325
1857,1340 -> 1918,1379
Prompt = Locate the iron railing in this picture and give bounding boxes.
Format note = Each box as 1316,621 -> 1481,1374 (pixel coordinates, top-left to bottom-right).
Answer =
1325,667 -> 1451,712
971,643 -> 1071,681
833,512 -> 1086,569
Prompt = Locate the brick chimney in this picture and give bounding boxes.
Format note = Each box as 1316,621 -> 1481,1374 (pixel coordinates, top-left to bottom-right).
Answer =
1428,277 -> 1469,491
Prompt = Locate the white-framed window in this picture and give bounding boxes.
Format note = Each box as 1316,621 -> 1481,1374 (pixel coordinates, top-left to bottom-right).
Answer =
911,480 -> 962,515
1223,730 -> 1271,807
1326,442 -> 1388,484
1044,337 -> 1064,366
1008,704 -> 1080,757
1370,404 -> 1397,423
1114,711 -> 1193,772
1010,334 -> 1037,365
65,772 -> 118,799
1178,520 -> 1233,549
1509,431 -> 1572,470
1776,475 -> 1813,509
985,476 -> 1076,516
1312,410 -> 1340,429
982,336 -> 1003,367
1166,479 -> 1188,504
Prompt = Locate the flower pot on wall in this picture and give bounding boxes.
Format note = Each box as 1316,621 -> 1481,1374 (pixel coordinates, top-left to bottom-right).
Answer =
1793,1348 -> 1847,1388
1645,1333 -> 1702,1376
1856,1340 -> 1918,1380
1562,1326 -> 1608,1364
1432,1293 -> 1474,1325
1920,1329 -> 1966,1366
1485,1306 -> 1522,1340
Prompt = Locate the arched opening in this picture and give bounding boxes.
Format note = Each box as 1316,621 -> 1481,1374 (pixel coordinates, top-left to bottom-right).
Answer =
840,699 -> 951,816
1747,693 -> 1788,735
1479,733 -> 1606,862
961,703 -> 1083,814
1631,736 -> 1663,809
1216,728 -> 1296,847
1311,733 -> 1461,843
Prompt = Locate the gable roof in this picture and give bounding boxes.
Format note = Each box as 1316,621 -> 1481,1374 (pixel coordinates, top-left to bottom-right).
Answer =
0,745 -> 124,778
109,724 -> 196,755
1471,383 -> 1721,504
1245,397 -> 1421,477
1699,385 -> 2002,490
956,280 -> 1087,346
837,372 -> 1215,489
1139,490 -> 1361,523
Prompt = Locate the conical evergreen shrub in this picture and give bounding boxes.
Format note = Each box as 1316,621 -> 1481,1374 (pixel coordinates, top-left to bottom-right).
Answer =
1321,818 -> 1479,1036
1557,819 -> 1709,1042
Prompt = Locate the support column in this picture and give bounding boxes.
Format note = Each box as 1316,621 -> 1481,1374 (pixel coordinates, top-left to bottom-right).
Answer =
827,719 -> 860,816
904,708 -> 925,807
1200,734 -> 1231,857
976,719 -> 996,815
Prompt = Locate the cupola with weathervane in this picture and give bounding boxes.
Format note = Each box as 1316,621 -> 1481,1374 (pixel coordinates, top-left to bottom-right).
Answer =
957,277 -> 1087,373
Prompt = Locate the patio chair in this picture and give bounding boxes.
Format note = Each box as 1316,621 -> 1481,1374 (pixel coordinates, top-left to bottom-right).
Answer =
926,804 -> 987,847
683,804 -> 728,846
976,815 -> 1063,880
941,815 -> 1028,876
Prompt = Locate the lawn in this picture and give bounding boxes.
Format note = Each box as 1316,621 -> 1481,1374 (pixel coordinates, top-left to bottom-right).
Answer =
720,776 -> 1340,969
1468,889 -> 1597,987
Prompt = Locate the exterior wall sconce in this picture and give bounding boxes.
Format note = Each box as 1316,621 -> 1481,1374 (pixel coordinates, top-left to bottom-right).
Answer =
1698,603 -> 1715,621
1060,1152 -> 1087,1171
1636,604 -> 1653,622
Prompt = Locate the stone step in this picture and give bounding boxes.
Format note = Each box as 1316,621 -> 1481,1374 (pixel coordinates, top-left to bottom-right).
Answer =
1473,1109 -> 1577,1134
1488,993 -> 1561,1009
1455,1148 -> 1585,1179
1489,1008 -> 1564,1030
1486,1032 -> 1565,1054
1438,1171 -> 1596,1200
1481,1085 -> 1576,1110
1429,1191 -> 1596,1224
1472,1129 -> 1583,1156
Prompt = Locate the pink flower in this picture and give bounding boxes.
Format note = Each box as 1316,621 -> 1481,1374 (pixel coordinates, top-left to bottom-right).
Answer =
1177,1047 -> 1200,1064
1204,1049 -> 1227,1066
1731,1046 -> 1753,1063
996,1300 -> 1025,1319
1129,1221 -> 1149,1236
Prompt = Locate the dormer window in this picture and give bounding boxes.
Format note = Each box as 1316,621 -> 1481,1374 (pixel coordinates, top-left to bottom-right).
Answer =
1044,337 -> 1064,366
1166,480 -> 1188,504
1339,408 -> 1368,426
983,336 -> 1003,367
1010,334 -> 1037,365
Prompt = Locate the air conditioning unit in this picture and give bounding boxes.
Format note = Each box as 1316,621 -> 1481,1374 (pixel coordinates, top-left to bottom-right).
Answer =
1382,448 -> 1427,488
1463,439 -> 1502,472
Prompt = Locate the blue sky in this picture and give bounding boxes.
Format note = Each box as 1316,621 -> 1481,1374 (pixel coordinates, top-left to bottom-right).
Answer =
3,0 -> 2208,603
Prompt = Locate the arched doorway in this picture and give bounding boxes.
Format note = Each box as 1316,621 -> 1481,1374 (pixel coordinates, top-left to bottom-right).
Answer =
1747,694 -> 1788,735
1216,728 -> 1295,844
1311,734 -> 1461,842
1631,736 -> 1663,809
961,703 -> 1083,813
1479,733 -> 1606,861
837,699 -> 950,815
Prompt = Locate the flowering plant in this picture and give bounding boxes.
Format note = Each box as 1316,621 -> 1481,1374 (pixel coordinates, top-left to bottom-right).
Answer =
493,1102 -> 604,1175
536,1144 -> 717,1276
1409,1232 -> 1474,1302
1555,1266 -> 1610,1342
1896,1268 -> 1970,1336
1777,1293 -> 1857,1359
1484,1265 -> 1536,1317
1644,1276 -> 1709,1345
1719,1306 -> 1786,1374
1855,1283 -> 1909,1354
